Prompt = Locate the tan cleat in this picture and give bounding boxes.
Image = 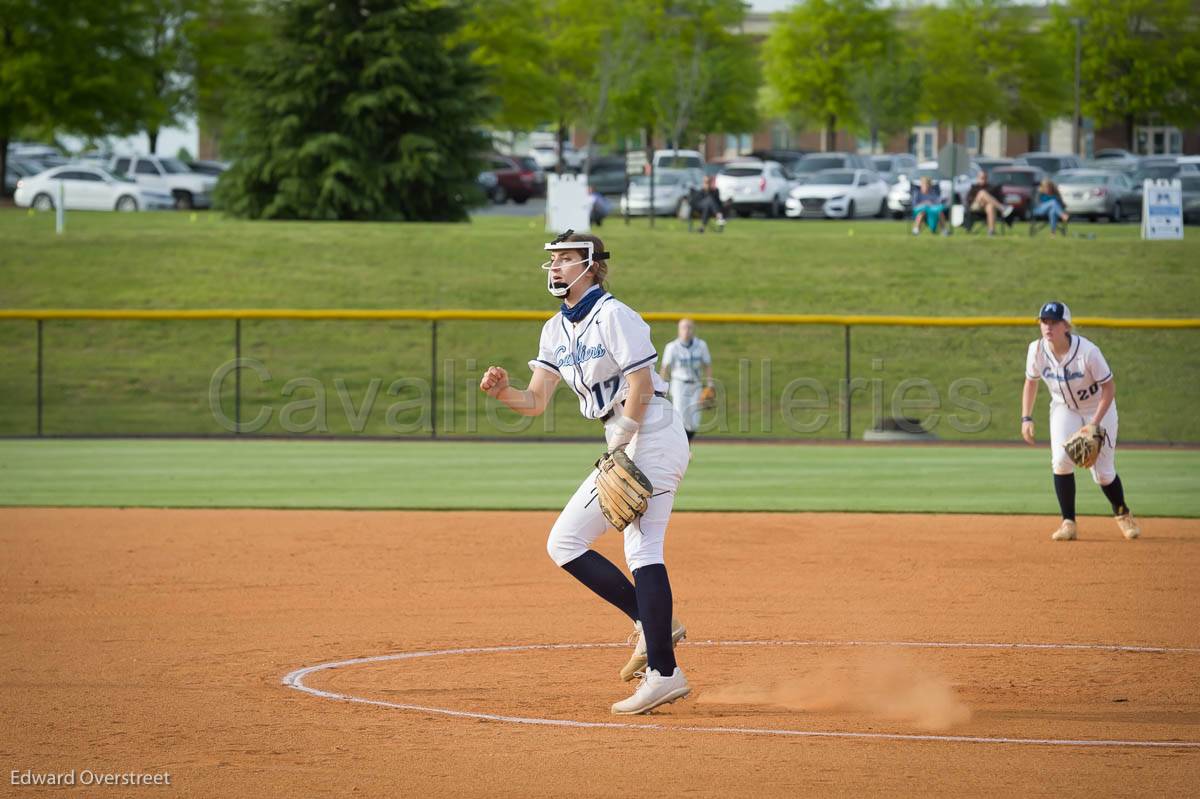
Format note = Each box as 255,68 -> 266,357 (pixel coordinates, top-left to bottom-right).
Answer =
1115,512 -> 1141,540
620,618 -> 687,682
1051,519 -> 1077,541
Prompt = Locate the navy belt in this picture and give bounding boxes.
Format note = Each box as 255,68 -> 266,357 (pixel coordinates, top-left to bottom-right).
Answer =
600,392 -> 667,423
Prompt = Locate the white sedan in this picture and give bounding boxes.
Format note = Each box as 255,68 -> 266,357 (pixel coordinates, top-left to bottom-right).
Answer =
785,169 -> 889,219
14,165 -> 174,212
619,169 -> 697,216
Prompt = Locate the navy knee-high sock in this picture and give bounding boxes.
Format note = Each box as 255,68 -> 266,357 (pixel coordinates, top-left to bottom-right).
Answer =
633,564 -> 677,676
1054,473 -> 1076,521
561,551 -> 639,622
1100,475 -> 1130,516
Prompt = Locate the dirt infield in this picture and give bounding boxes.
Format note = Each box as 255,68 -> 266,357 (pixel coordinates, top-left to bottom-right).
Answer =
2,508 -> 1198,797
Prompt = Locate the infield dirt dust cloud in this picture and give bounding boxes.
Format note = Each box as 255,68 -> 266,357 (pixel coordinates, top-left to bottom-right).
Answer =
697,648 -> 972,732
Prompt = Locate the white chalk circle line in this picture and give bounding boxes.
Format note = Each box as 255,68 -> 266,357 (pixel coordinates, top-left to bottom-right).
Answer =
281,639 -> 1200,749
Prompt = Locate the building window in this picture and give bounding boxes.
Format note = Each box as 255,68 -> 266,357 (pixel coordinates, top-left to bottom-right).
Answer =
966,125 -> 979,154
911,125 -> 937,160
770,123 -> 791,150
1134,125 -> 1182,155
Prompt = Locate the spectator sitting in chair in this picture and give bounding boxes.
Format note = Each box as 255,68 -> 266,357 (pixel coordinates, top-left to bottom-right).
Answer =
1032,178 -> 1070,236
693,176 -> 726,234
589,185 -> 611,227
966,170 -> 1014,235
912,176 -> 949,236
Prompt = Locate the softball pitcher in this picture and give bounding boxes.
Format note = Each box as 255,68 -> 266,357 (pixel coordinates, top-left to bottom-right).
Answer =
479,231 -> 691,714
1021,301 -> 1141,541
660,319 -> 713,442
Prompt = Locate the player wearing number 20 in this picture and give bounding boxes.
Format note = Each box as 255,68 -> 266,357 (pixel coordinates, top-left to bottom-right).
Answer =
479,231 -> 692,715
1020,301 -> 1140,542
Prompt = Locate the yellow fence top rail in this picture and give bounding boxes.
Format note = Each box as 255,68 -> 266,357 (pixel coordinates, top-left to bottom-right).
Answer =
0,309 -> 1197,329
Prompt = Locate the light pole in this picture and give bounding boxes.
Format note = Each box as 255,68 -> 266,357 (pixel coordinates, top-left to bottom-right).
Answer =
1072,17 -> 1083,157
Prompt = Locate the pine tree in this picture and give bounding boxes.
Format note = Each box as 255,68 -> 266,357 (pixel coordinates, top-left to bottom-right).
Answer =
216,0 -> 491,221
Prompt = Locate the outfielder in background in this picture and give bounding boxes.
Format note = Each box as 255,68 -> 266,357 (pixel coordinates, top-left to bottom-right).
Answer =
1021,301 -> 1141,541
479,231 -> 692,714
659,318 -> 714,442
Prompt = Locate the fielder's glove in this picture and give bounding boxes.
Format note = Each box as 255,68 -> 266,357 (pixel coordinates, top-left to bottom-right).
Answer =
594,448 -> 654,531
1064,423 -> 1106,469
699,385 -> 716,410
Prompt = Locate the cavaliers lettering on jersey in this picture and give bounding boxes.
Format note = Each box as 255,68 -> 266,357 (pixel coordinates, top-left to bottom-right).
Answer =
529,289 -> 669,419
1025,334 -> 1113,412
662,338 -> 711,383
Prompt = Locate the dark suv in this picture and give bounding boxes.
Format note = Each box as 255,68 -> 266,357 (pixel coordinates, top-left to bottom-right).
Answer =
479,154 -> 544,204
790,152 -> 874,185
989,166 -> 1046,220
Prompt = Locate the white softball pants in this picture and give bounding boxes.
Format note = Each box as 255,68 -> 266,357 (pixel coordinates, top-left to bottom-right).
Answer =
1049,402 -> 1119,485
669,379 -> 702,432
547,396 -> 691,572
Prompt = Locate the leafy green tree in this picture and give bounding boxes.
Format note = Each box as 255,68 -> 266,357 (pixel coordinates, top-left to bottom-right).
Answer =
132,0 -> 197,154
762,0 -> 893,151
917,0 -> 1069,145
187,0 -> 271,158
216,0 -> 491,221
847,40 -> 921,153
1053,0 -> 1200,148
0,0 -> 146,195
459,0 -> 553,136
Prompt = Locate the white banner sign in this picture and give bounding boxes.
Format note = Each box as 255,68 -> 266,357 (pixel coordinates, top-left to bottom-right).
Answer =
546,174 -> 591,234
1141,179 -> 1183,240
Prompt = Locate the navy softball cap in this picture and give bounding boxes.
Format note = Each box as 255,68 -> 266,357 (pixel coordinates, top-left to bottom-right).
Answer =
1038,301 -> 1072,323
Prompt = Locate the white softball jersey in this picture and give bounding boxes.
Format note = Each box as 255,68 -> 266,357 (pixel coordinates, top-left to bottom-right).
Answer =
1026,334 -> 1119,483
662,338 -> 711,384
529,291 -> 670,419
662,338 -> 711,433
530,289 -> 689,571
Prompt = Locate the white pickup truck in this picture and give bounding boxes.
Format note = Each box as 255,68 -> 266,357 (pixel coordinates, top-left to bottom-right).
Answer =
109,155 -> 217,209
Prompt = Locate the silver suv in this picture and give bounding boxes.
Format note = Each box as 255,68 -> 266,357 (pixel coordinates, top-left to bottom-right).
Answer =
110,155 -> 217,209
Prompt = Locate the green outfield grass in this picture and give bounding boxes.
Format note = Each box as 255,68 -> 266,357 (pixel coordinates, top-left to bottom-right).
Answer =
1,439 -> 1197,517
1,210 -> 1197,441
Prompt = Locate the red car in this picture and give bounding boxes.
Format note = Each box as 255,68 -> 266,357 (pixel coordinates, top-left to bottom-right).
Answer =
989,166 -> 1046,220
479,154 -> 544,204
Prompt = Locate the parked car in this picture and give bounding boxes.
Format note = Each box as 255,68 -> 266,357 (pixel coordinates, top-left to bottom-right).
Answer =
1055,169 -> 1141,222
749,148 -> 810,174
529,143 -> 584,172
110,154 -> 217,209
13,164 -> 174,211
786,169 -> 889,219
1138,155 -> 1180,169
1175,155 -> 1200,173
479,153 -> 542,204
987,166 -> 1046,220
1181,174 -> 1200,223
1129,162 -> 1190,208
653,149 -> 705,171
1016,152 -> 1082,177
886,160 -> 976,218
4,158 -> 40,194
715,159 -> 791,218
974,157 -> 1014,181
9,143 -> 66,169
1089,148 -> 1140,172
869,153 -> 918,185
790,152 -> 874,187
586,156 -> 628,195
619,169 -> 694,216
189,159 -> 230,176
